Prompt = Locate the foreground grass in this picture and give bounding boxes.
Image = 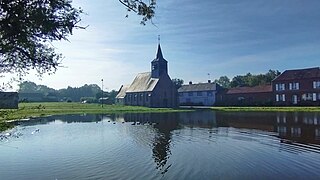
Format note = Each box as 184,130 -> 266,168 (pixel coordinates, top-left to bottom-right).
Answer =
211,106 -> 320,112
0,102 -> 190,131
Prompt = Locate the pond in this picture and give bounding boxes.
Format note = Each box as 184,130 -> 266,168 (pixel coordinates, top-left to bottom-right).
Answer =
1,111 -> 320,179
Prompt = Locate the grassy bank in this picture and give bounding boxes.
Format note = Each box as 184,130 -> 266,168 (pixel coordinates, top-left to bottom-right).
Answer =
211,106 -> 320,112
0,102 -> 190,131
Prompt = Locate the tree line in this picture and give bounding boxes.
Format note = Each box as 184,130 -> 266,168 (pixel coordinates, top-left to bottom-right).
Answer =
18,81 -> 117,103
172,70 -> 281,89
213,70 -> 281,88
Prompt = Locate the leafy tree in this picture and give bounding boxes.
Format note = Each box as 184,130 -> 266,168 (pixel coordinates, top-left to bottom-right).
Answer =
230,75 -> 247,87
172,78 -> 184,89
119,0 -> 156,25
1,0 -> 157,91
0,0 -> 83,78
214,76 -> 230,88
229,70 -> 281,88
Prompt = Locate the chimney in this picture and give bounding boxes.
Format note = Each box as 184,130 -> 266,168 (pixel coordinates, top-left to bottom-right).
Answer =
208,80 -> 211,83
189,81 -> 192,85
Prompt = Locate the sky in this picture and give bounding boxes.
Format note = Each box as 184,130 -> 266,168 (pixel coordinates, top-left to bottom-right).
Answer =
4,0 -> 320,91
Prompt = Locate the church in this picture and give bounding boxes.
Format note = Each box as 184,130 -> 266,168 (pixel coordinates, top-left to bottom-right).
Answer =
116,43 -> 178,108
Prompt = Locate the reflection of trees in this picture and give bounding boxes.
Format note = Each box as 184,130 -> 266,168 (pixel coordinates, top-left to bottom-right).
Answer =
14,114 -> 103,127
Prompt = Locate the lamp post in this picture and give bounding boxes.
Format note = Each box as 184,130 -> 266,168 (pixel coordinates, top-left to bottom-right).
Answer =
101,79 -> 103,108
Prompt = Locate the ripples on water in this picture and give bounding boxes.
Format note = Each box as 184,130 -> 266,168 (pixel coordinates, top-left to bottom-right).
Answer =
1,111 -> 320,179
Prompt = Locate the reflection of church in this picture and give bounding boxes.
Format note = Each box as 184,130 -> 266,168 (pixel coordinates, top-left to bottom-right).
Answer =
116,43 -> 178,108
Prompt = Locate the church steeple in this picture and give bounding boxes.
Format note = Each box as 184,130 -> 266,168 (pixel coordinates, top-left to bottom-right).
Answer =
156,44 -> 163,60
151,39 -> 168,78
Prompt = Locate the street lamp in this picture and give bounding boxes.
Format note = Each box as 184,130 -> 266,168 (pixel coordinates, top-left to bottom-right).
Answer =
101,79 -> 103,108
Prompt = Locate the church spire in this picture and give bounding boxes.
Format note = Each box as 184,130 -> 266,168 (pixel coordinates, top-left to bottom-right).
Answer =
156,44 -> 163,60
155,35 -> 163,60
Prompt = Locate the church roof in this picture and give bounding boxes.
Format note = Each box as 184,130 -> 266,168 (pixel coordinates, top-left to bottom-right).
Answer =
152,44 -> 167,62
116,84 -> 130,98
126,72 -> 159,93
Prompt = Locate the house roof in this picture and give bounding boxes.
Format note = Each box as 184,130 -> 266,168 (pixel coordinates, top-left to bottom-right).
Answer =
126,72 -> 159,93
226,85 -> 272,94
178,83 -> 218,92
116,84 -> 130,98
273,67 -> 320,81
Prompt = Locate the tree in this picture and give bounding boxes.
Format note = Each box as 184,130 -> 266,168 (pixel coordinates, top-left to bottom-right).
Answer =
1,0 -> 157,91
230,75 -> 247,87
172,78 -> 184,89
0,0 -> 83,79
214,76 -> 230,88
119,0 -> 156,25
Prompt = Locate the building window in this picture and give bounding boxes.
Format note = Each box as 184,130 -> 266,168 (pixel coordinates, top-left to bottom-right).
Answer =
276,83 -> 285,91
292,95 -> 298,104
197,91 -> 202,96
313,93 -> 317,101
289,82 -> 299,90
302,93 -> 313,101
188,92 -> 193,96
179,92 -> 183,97
313,81 -> 320,89
207,91 -> 213,96
140,94 -> 143,101
276,94 -> 285,102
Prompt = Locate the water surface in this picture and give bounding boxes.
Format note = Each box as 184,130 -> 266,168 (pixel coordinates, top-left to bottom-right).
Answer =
1,111 -> 320,179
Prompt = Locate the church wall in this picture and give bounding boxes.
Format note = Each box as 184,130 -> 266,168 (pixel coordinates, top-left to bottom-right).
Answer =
150,74 -> 178,108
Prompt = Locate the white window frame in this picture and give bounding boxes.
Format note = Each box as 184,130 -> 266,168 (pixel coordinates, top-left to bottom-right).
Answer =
276,83 -> 285,91
314,81 -> 320,89
313,93 -> 317,101
291,82 -> 299,90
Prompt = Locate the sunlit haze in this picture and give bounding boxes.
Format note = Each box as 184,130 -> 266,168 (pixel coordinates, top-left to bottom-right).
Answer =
5,0 -> 320,91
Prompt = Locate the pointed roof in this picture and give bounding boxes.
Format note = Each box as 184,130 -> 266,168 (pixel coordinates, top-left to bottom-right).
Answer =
116,84 -> 130,98
152,44 -> 167,62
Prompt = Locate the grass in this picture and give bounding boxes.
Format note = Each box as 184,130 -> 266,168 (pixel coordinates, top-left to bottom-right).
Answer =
0,102 -> 191,131
211,106 -> 320,112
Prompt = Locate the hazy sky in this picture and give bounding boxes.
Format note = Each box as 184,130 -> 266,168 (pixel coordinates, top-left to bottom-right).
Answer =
7,0 -> 320,91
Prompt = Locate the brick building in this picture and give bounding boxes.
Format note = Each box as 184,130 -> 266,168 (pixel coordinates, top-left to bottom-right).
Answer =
272,67 -> 320,106
217,85 -> 273,106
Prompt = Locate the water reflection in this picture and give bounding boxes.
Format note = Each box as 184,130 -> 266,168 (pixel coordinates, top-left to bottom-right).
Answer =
3,110 -> 320,179
12,111 -> 320,147
215,111 -> 320,145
